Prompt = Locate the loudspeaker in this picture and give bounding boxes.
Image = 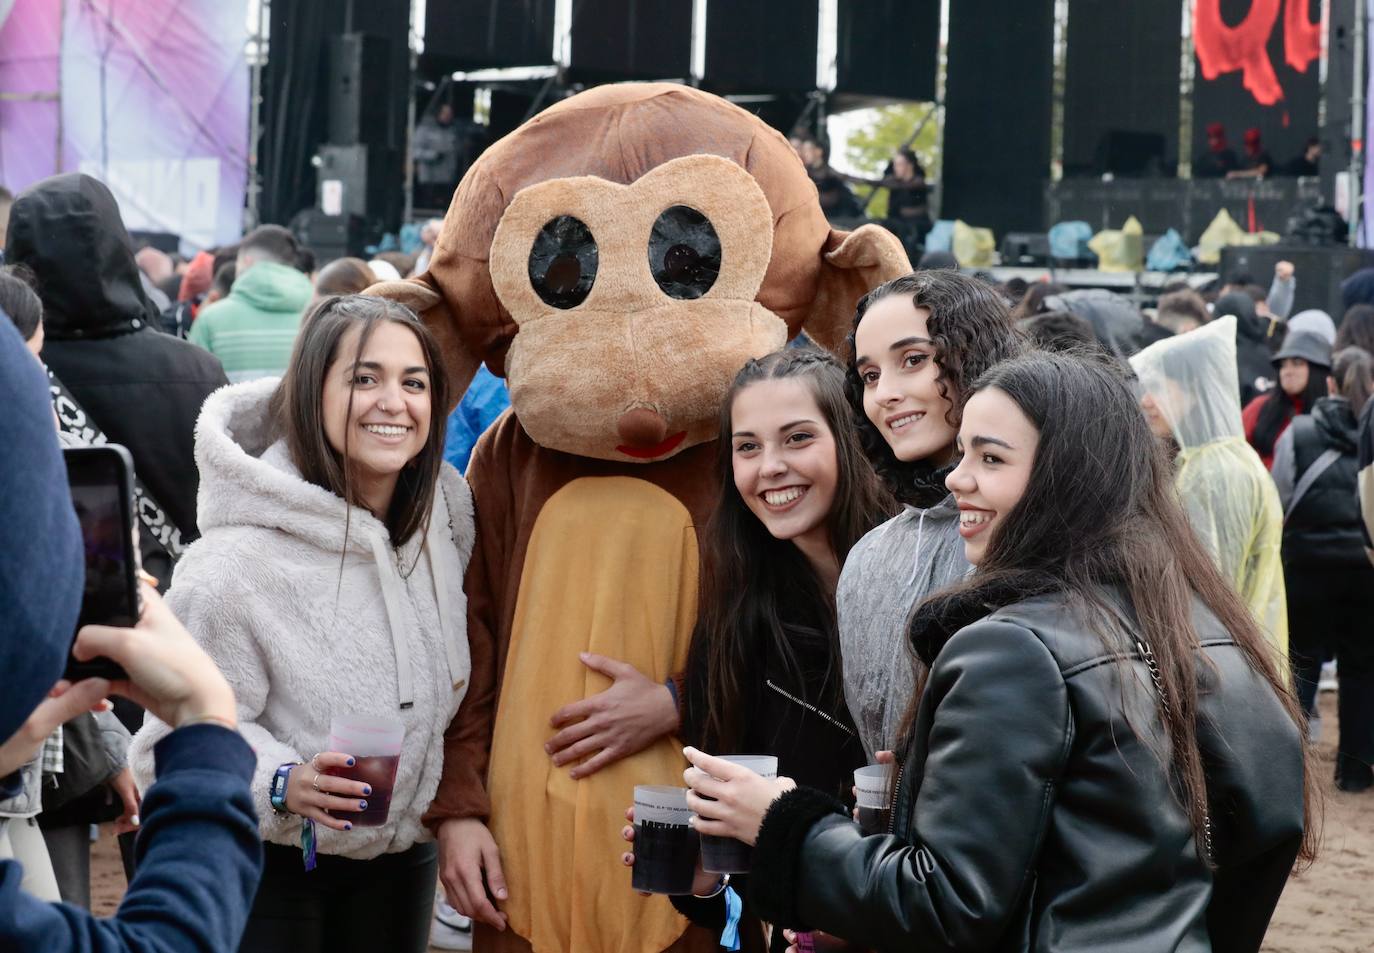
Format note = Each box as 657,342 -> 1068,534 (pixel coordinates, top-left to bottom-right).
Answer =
328,33 -> 391,146
704,0 -> 819,92
1220,244 -> 1374,317
1000,232 -> 1051,266
1095,130 -> 1167,177
569,0 -> 692,80
834,0 -> 938,100
291,208 -> 371,263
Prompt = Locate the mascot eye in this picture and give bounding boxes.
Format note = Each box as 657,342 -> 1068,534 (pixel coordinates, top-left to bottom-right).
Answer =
529,215 -> 598,309
648,206 -> 721,300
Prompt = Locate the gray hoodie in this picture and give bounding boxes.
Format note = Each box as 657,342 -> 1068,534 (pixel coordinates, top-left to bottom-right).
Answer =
837,493 -> 971,759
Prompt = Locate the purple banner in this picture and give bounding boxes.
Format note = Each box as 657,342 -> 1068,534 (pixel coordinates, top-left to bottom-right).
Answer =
0,0 -> 248,249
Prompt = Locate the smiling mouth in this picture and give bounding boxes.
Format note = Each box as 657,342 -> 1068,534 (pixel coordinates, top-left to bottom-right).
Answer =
958,507 -> 995,538
887,411 -> 925,432
362,423 -> 412,437
761,486 -> 809,510
616,431 -> 688,459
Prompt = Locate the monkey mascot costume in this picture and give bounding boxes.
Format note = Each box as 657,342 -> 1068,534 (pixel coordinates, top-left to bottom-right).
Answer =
368,83 -> 908,953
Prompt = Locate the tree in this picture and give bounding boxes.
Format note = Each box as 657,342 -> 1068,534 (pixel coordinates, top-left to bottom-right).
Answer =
839,102 -> 940,219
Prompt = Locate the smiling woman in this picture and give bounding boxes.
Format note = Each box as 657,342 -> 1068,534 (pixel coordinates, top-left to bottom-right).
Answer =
127,293 -> 475,953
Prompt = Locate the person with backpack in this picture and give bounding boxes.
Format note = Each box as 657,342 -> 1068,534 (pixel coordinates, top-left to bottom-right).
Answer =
1272,346 -> 1374,792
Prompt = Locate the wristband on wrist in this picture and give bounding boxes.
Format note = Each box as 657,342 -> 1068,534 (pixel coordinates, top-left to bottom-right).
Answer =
270,762 -> 301,815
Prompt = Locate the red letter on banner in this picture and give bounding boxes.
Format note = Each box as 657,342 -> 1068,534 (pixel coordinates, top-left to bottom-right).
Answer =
1284,0 -> 1321,74
1194,0 -> 1283,105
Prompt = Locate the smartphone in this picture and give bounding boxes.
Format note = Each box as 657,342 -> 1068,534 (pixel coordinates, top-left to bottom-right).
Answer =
63,445 -> 142,681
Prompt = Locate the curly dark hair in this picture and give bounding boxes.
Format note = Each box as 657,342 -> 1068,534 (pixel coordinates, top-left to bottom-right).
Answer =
844,270 -> 1025,504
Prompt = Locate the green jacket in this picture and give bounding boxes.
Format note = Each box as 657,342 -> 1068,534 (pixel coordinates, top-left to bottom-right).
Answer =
189,262 -> 312,381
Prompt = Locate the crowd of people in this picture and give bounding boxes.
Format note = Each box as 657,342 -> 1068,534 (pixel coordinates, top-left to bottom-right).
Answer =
0,157 -> 1368,953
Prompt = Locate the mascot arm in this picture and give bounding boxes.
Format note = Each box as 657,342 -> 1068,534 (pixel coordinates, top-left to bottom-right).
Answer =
422,422 -> 512,829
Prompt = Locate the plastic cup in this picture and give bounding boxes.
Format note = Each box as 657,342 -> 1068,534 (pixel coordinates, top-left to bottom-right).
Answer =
698,755 -> 778,874
631,785 -> 700,894
324,714 -> 404,827
854,764 -> 893,835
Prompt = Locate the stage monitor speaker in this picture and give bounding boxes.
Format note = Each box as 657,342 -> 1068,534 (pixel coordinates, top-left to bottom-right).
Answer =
704,0 -> 818,92
328,33 -> 391,146
834,0 -> 938,100
569,0 -> 692,80
1219,244 -> 1374,317
423,0 -> 556,70
315,143 -> 402,228
1095,130 -> 1167,177
1000,232 -> 1051,266
291,208 -> 371,264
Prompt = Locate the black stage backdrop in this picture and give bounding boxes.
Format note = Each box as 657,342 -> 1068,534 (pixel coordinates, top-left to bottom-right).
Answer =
1191,0 -> 1321,174
942,0 -> 1054,237
423,0 -> 556,72
1063,0 -> 1183,177
568,0 -> 693,82
834,0 -> 939,101
705,0 -> 819,92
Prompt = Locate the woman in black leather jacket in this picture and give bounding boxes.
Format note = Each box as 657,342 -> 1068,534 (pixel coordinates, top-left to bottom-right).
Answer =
681,351 -> 1314,953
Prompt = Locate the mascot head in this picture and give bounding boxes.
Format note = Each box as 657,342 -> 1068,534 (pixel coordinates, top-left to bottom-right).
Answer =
369,83 -> 908,461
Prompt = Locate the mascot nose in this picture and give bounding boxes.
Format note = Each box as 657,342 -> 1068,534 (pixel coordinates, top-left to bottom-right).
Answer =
617,407 -> 669,448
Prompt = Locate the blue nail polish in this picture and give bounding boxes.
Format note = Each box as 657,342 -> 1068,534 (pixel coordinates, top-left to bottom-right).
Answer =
363,785 -> 372,795
359,800 -> 368,809
346,757 -> 355,767
344,823 -> 352,831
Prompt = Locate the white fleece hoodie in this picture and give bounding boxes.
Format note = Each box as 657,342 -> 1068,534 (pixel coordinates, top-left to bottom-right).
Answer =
128,378 -> 474,860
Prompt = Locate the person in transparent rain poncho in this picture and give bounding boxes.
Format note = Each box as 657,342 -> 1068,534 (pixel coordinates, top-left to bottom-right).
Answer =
1130,316 -> 1288,658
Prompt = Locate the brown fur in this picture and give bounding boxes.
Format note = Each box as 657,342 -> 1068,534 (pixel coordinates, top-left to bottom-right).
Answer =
371,83 -> 909,953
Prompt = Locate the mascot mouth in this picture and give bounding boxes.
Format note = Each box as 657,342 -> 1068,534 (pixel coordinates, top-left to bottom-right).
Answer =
616,431 -> 688,459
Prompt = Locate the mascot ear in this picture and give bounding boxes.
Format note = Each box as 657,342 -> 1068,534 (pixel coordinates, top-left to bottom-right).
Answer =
801,224 -> 911,355
364,276 -> 480,412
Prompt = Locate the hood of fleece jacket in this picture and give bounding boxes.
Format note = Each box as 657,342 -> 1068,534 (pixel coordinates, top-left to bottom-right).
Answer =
195,377 -> 391,552
226,261 -> 314,316
194,377 -> 474,708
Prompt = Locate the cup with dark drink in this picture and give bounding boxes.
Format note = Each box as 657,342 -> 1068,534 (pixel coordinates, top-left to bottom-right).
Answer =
631,785 -> 700,894
325,714 -> 404,828
854,764 -> 893,835
698,754 -> 777,874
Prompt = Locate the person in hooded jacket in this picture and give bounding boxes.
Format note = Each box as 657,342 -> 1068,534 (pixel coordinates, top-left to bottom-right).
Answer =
129,294 -> 473,953
1131,317 -> 1288,658
1272,346 -> 1374,792
189,225 -> 313,382
837,270 -> 1025,760
1242,330 -> 1332,470
673,351 -> 1311,953
4,174 -> 228,577
1043,287 -> 1146,360
1216,290 -> 1281,406
0,317 -> 261,953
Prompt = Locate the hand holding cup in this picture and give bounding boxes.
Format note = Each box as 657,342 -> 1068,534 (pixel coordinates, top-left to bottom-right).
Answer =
284,752 -> 371,831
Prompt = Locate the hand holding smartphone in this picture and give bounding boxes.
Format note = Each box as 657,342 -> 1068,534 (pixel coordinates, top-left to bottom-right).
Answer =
63,445 -> 142,681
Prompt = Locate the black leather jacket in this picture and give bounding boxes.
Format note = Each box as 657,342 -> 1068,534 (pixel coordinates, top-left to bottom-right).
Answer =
748,589 -> 1304,953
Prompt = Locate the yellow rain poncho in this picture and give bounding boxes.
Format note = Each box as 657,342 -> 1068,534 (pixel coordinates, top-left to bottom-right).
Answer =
1130,316 -> 1288,657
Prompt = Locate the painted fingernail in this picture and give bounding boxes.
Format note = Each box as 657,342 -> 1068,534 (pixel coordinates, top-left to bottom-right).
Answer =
622,853 -> 633,865
363,785 -> 372,795
344,822 -> 353,830
346,757 -> 355,766
359,800 -> 368,810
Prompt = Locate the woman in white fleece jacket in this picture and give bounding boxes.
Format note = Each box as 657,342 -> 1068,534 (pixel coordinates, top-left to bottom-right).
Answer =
129,296 -> 473,953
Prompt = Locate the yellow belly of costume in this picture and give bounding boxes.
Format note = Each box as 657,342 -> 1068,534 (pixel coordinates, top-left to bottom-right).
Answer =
488,477 -> 699,953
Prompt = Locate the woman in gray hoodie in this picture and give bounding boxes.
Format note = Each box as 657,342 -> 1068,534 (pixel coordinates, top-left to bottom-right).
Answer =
837,271 -> 1025,758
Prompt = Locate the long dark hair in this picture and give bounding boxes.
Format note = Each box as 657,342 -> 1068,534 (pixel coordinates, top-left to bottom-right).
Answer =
904,351 -> 1317,864
1336,303 -> 1374,354
689,349 -> 894,752
1252,360 -> 1327,458
844,271 -> 1025,504
270,294 -> 450,548
1333,346 -> 1374,416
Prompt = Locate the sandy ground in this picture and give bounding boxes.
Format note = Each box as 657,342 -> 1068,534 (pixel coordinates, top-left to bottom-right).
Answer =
89,692 -> 1370,951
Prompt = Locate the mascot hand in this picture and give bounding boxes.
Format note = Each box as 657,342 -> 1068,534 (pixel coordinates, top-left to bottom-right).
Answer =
546,653 -> 679,779
438,817 -> 508,931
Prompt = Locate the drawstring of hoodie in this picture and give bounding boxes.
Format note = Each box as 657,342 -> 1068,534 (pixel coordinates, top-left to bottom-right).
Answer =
369,483 -> 467,710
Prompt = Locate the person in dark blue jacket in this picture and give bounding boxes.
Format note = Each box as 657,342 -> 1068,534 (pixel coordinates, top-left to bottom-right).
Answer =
0,317 -> 263,952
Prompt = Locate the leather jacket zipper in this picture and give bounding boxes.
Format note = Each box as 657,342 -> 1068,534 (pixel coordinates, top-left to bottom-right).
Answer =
888,762 -> 904,835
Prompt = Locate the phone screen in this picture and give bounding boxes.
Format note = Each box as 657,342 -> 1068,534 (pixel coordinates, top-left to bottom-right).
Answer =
64,447 -> 139,678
